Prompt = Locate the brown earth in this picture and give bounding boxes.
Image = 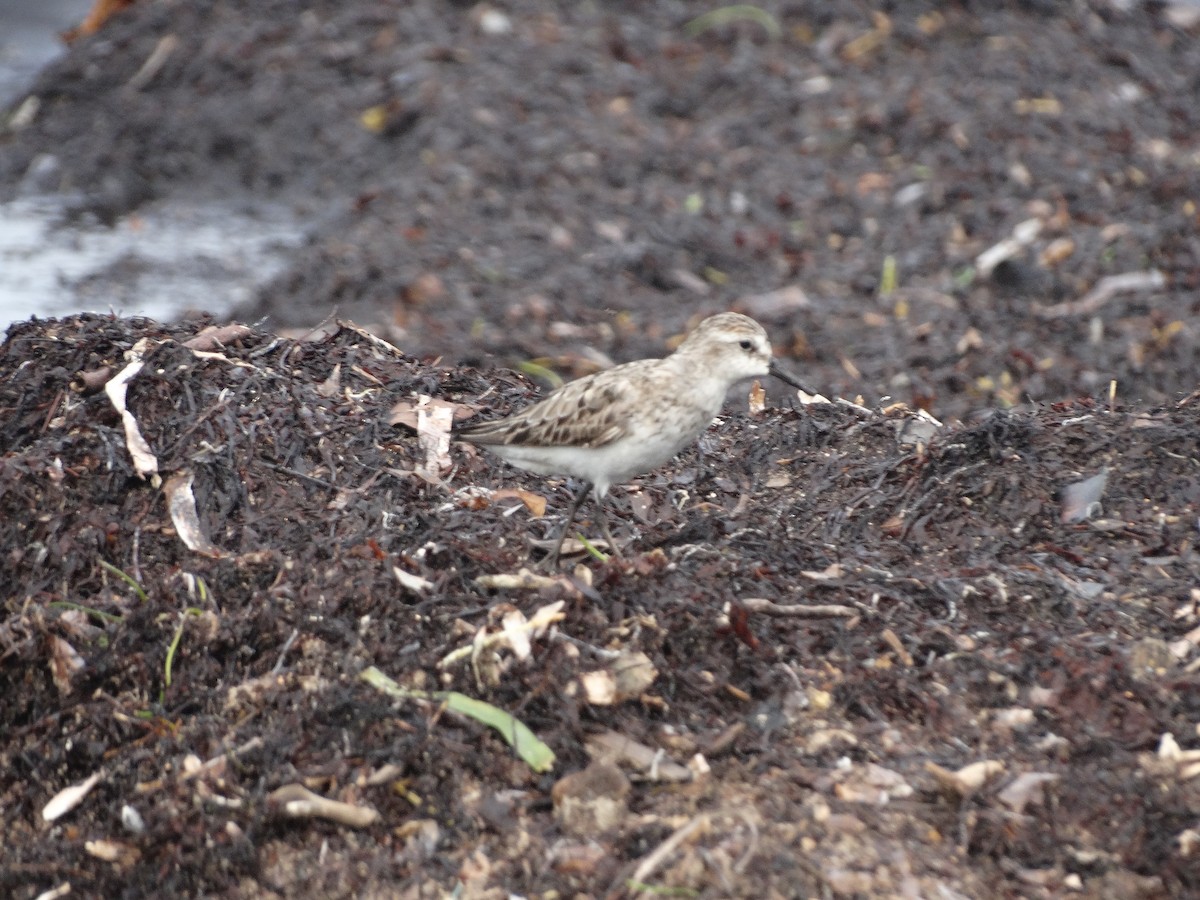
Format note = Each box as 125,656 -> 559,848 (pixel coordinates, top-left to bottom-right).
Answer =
2,1 -> 1200,898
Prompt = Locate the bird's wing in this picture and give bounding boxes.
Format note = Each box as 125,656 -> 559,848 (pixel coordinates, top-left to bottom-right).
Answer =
458,364 -> 648,449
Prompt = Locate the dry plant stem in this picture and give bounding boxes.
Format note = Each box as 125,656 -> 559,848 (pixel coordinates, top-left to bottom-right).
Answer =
1036,270 -> 1165,318
627,814 -> 710,888
739,597 -> 857,617
179,737 -> 264,782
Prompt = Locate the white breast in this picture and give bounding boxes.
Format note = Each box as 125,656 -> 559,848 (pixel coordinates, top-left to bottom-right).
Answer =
484,406 -> 713,498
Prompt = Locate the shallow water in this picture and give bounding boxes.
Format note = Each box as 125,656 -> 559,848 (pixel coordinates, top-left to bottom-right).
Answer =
0,195 -> 304,329
0,0 -> 91,108
0,2 -> 306,330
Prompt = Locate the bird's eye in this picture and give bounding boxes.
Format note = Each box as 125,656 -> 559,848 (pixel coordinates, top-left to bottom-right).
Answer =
738,340 -> 753,351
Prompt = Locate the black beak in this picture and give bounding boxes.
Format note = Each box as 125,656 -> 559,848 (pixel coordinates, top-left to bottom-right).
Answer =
769,360 -> 818,395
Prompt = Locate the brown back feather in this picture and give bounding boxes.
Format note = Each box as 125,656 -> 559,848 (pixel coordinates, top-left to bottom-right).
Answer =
457,367 -> 640,449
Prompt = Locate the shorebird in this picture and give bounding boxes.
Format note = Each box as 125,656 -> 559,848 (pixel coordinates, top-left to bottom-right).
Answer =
457,312 -> 810,566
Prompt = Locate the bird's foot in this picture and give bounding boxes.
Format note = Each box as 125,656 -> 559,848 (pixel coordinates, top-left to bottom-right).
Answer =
530,532 -> 623,570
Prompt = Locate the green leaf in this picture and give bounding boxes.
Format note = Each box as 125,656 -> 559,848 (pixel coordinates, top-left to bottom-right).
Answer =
517,359 -> 564,391
360,666 -> 556,773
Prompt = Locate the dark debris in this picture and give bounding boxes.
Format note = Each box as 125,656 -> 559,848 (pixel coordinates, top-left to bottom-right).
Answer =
2,315 -> 1199,896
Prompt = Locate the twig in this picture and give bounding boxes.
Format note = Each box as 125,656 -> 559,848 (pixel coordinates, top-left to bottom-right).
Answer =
739,597 -> 857,618
628,814 -> 710,887
272,628 -> 300,674
127,35 -> 179,91
732,809 -> 760,875
179,737 -> 265,782
548,629 -> 623,661
1036,270 -> 1165,318
975,217 -> 1042,277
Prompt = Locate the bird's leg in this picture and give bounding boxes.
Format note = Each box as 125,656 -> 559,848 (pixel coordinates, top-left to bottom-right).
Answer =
593,498 -> 624,559
541,481 -> 591,570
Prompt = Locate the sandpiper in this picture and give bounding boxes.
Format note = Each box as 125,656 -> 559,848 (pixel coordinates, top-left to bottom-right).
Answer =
457,312 -> 811,566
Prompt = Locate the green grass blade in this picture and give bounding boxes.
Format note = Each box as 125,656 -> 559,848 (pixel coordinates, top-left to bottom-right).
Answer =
685,6 -> 781,40
360,666 -> 556,773
98,560 -> 148,602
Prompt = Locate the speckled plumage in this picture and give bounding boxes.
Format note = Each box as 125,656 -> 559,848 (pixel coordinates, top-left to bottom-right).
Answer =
458,312 -> 808,565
